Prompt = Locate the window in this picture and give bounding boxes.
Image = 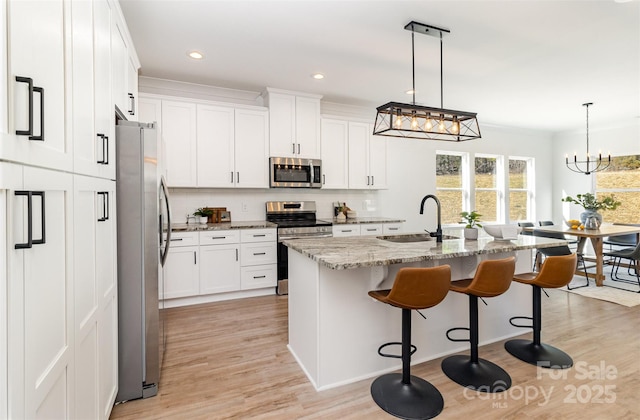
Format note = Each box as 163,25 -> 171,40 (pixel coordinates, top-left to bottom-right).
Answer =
508,158 -> 535,222
474,155 -> 502,223
436,152 -> 469,224
594,155 -> 640,223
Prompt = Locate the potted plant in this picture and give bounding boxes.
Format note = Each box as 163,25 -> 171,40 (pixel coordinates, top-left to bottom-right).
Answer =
561,193 -> 620,227
193,208 -> 214,224
460,211 -> 482,240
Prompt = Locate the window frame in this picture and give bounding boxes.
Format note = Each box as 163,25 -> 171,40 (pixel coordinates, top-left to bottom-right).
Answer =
507,156 -> 536,223
435,151 -> 470,226
473,153 -> 505,223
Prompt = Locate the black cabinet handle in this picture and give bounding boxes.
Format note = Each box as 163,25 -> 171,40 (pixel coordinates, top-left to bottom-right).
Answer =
253,275 -> 266,279
97,191 -> 109,222
253,252 -> 266,256
194,251 -> 197,265
253,234 -> 266,237
30,86 -> 44,141
128,93 -> 135,115
14,191 -> 32,249
15,76 -> 33,137
235,249 -> 238,261
292,143 -> 295,154
169,238 -> 183,242
371,175 -> 374,186
323,174 -> 326,185
14,190 -> 45,248
297,144 -> 300,154
96,134 -> 109,164
236,172 -> 239,183
31,192 -> 46,245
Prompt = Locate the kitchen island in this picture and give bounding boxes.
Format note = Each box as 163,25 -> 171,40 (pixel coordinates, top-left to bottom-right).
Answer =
283,233 -> 566,390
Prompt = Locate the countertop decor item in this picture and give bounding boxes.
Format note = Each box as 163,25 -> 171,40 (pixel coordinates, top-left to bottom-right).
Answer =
460,210 -> 482,240
565,103 -> 611,175
193,207 -> 214,224
483,224 -> 522,241
373,21 -> 480,142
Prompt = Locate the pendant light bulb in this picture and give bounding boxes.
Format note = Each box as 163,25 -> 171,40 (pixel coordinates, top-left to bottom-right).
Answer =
438,115 -> 445,133
425,115 -> 433,131
395,110 -> 403,128
411,112 -> 418,129
451,117 -> 459,134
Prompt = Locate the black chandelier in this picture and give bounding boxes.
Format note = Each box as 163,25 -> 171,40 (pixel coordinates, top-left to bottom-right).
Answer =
373,21 -> 481,142
565,103 -> 611,175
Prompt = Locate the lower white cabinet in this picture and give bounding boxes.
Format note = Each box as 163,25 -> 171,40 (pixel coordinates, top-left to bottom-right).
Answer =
360,224 -> 383,236
383,223 -> 404,235
162,228 -> 276,305
200,243 -> 241,294
333,222 -> 404,238
333,225 -> 361,237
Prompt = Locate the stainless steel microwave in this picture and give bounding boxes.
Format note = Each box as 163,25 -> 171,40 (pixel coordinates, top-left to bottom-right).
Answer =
270,157 -> 322,188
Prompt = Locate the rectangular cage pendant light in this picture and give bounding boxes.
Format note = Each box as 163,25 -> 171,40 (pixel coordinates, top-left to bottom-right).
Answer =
373,21 -> 481,142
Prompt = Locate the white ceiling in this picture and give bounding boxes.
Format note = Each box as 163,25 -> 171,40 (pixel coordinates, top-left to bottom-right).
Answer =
119,0 -> 640,132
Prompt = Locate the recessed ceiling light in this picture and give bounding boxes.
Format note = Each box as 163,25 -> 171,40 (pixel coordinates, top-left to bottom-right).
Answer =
613,0 -> 632,3
312,73 -> 325,80
188,51 -> 204,60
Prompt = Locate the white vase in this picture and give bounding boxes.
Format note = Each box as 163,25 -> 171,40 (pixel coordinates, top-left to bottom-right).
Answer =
464,228 -> 478,240
199,216 -> 208,224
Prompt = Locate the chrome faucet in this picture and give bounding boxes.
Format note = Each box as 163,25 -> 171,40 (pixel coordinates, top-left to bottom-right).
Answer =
419,194 -> 442,243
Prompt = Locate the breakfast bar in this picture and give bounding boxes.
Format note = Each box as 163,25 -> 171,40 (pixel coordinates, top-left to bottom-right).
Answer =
284,233 -> 566,390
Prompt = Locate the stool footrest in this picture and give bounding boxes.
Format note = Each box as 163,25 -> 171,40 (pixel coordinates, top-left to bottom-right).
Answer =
445,327 -> 470,343
509,316 -> 533,329
377,341 -> 417,359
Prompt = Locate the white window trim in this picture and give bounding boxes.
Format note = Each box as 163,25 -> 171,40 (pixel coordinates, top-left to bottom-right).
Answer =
436,151 -> 470,227
507,156 -> 535,223
474,153 -> 504,223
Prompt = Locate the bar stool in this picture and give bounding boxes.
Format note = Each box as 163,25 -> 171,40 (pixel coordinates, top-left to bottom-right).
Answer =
441,257 -> 516,393
505,253 -> 577,369
368,265 -> 451,420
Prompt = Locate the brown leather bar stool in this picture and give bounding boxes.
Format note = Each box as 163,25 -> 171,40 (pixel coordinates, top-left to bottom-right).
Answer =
368,265 -> 451,420
505,253 -> 577,369
441,256 -> 516,393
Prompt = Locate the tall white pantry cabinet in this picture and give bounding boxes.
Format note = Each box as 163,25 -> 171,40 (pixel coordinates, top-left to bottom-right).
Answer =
0,0 -> 138,418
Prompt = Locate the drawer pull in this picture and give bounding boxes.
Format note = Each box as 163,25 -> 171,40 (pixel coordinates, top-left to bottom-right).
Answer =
343,229 -> 352,232
170,238 -> 183,241
253,252 -> 266,256
388,227 -> 399,231
211,236 -> 226,239
253,234 -> 266,237
253,275 -> 266,279
366,228 -> 376,231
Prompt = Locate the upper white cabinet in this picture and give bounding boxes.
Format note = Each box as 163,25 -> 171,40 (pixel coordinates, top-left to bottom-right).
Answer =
111,6 -> 139,120
348,122 -> 388,189
2,0 -> 70,171
71,0 -> 115,180
162,100 -> 197,186
153,96 -> 269,188
264,88 -> 321,159
320,118 -> 349,189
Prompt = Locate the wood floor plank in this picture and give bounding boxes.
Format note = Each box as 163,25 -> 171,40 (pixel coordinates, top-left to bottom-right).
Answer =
110,289 -> 639,419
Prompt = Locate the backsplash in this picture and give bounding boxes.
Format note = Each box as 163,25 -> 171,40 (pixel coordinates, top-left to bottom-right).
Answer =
169,188 -> 382,223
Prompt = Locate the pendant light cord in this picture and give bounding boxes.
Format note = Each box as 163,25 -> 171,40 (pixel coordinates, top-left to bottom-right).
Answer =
440,31 -> 443,109
585,103 -> 590,157
411,28 -> 416,105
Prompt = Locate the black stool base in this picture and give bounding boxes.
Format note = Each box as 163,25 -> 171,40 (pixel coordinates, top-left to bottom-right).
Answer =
441,355 -> 511,393
504,339 -> 573,369
371,373 -> 444,420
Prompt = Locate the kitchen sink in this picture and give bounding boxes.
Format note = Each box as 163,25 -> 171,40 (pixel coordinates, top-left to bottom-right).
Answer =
377,233 -> 458,243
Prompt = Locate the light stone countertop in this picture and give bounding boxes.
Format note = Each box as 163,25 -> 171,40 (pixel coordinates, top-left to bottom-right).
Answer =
283,233 -> 567,270
171,221 -> 277,232
329,217 -> 406,225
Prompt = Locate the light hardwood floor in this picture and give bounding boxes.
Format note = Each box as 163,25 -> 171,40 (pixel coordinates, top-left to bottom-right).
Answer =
110,289 -> 640,419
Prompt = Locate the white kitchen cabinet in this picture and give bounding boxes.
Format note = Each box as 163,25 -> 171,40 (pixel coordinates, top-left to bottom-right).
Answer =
2,163 -> 73,419
360,223 -> 383,236
71,0 -> 115,180
264,88 -> 321,159
197,104 -> 234,187
241,265 -> 277,290
320,118 -> 349,189
234,108 -> 269,188
240,228 -> 277,290
333,225 -> 361,237
200,244 -> 241,294
348,122 -> 388,189
162,100 -> 197,186
111,17 -> 128,115
73,175 -> 117,420
383,223 -> 404,235
2,0 -> 71,172
163,232 -> 199,299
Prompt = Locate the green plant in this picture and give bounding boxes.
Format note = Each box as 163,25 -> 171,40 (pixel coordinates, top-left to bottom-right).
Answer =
561,193 -> 621,211
460,211 -> 482,228
193,207 -> 214,217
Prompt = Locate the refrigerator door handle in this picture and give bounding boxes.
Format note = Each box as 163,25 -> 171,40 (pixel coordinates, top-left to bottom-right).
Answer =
159,175 -> 172,267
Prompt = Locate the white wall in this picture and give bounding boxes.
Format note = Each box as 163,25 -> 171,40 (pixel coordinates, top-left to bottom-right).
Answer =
379,124 -> 554,233
551,119 -> 640,222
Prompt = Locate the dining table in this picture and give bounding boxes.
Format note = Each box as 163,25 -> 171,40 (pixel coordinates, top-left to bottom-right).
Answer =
530,224 -> 640,286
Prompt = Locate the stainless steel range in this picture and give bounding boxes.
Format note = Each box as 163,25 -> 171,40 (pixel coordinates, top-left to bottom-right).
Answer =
266,201 -> 332,295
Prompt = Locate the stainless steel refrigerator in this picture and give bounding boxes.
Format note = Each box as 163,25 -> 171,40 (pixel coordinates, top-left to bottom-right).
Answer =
115,120 -> 172,402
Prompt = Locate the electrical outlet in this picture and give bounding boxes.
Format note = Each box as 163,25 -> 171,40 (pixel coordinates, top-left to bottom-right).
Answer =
241,202 -> 248,212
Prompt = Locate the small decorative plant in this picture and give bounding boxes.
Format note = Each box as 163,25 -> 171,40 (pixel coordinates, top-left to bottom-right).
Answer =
193,208 -> 214,218
561,193 -> 620,212
460,211 -> 483,228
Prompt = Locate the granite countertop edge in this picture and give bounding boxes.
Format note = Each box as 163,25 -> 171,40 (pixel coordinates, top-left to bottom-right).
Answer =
171,221 -> 277,232
330,217 -> 406,225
